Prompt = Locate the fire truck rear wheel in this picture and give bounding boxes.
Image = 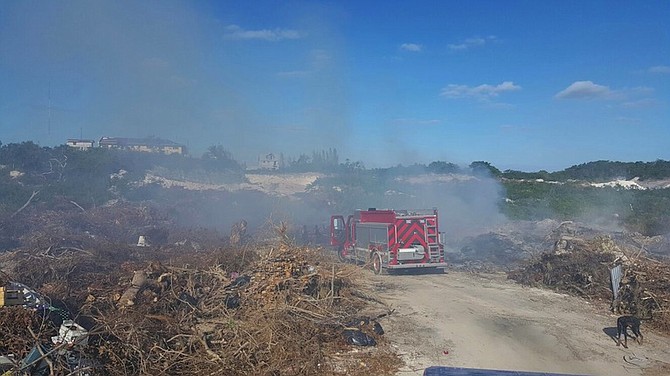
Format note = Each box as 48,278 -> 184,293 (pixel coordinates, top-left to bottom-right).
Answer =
337,247 -> 347,263
372,252 -> 383,275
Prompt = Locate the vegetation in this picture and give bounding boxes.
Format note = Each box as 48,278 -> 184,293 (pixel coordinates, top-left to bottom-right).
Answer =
470,161 -> 502,177
501,180 -> 670,235
280,148 -> 341,172
0,142 -> 246,213
503,160 -> 670,182
202,145 -> 245,171
1,140 -> 669,235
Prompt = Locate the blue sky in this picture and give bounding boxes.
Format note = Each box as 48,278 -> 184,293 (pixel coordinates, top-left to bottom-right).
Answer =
1,1 -> 668,171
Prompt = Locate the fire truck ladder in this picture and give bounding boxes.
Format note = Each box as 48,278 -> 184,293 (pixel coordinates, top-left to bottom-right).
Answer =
426,219 -> 440,262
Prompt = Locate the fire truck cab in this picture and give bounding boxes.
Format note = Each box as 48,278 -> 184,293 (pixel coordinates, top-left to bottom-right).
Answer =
330,208 -> 448,274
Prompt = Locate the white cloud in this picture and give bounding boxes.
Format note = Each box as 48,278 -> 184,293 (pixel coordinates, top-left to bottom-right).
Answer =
621,98 -> 658,108
448,36 -> 496,51
440,81 -> 521,100
500,124 -> 530,132
392,118 -> 441,125
224,24 -> 303,41
277,49 -> 330,78
141,57 -> 170,69
648,65 -> 670,74
615,116 -> 642,125
629,86 -> 654,96
554,81 -> 615,100
484,102 -> 515,110
277,70 -> 310,78
400,43 -> 422,52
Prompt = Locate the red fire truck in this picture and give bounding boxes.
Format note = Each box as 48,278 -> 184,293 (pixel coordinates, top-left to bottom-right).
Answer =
330,208 -> 448,274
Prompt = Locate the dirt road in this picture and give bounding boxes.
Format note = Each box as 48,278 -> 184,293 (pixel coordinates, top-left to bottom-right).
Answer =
370,270 -> 670,376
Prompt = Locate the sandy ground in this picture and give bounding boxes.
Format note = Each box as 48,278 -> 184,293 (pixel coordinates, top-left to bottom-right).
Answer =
368,270 -> 670,376
144,172 -> 322,195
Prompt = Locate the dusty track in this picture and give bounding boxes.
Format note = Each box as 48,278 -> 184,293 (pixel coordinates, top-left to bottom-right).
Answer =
369,270 -> 670,376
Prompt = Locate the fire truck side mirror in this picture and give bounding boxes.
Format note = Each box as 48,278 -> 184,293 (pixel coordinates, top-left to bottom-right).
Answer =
439,232 -> 445,244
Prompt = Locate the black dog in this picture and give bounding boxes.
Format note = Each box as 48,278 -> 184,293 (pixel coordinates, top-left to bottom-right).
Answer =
616,315 -> 644,348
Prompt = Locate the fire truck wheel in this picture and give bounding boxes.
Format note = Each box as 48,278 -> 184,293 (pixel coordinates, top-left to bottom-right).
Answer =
372,252 -> 383,275
337,247 -> 347,262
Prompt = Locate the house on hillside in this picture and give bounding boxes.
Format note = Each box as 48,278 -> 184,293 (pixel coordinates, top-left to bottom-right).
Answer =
99,137 -> 186,155
258,153 -> 280,170
66,139 -> 96,150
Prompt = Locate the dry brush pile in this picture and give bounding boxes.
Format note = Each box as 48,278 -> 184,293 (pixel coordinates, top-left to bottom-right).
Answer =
509,233 -> 670,334
0,205 -> 401,375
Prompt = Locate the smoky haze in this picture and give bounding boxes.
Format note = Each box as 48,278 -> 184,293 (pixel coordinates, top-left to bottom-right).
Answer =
153,166 -> 508,246
0,1 -> 350,164
378,172 -> 508,242
1,0 -> 508,244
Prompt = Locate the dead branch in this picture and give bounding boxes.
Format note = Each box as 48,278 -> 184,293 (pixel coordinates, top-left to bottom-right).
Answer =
70,200 -> 86,212
11,190 -> 40,218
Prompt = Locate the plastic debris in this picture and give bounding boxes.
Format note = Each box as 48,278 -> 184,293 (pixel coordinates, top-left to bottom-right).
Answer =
51,320 -> 89,349
344,329 -> 377,346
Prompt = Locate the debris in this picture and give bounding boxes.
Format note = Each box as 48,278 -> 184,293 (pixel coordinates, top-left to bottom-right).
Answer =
0,204 -> 402,375
344,329 -> 377,346
136,235 -> 148,247
226,274 -> 251,289
51,320 -> 89,348
178,291 -> 198,307
224,294 -> 240,309
509,232 -> 670,334
373,321 -> 384,335
118,270 -> 147,307
623,353 -> 650,368
0,282 -> 49,310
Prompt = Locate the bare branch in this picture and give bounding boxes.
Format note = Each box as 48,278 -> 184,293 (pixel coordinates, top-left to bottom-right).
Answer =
11,190 -> 40,218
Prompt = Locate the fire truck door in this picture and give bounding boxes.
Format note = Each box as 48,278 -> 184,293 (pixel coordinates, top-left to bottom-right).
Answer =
330,216 -> 345,246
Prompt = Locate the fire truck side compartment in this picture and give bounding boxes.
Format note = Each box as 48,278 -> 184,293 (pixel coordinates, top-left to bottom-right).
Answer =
353,222 -> 389,262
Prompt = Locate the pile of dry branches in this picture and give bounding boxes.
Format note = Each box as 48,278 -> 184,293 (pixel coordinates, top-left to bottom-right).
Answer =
79,238 -> 398,375
509,235 -> 670,334
0,216 -> 400,375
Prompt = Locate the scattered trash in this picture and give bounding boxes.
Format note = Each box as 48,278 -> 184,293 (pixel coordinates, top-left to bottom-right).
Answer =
623,353 -> 651,368
344,329 -> 377,347
178,291 -> 198,307
51,320 -> 89,349
137,235 -> 148,247
226,274 -> 251,289
224,294 -> 240,309
0,354 -> 16,373
16,343 -> 94,376
18,344 -> 51,376
0,282 -> 49,310
373,321 -> 385,335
